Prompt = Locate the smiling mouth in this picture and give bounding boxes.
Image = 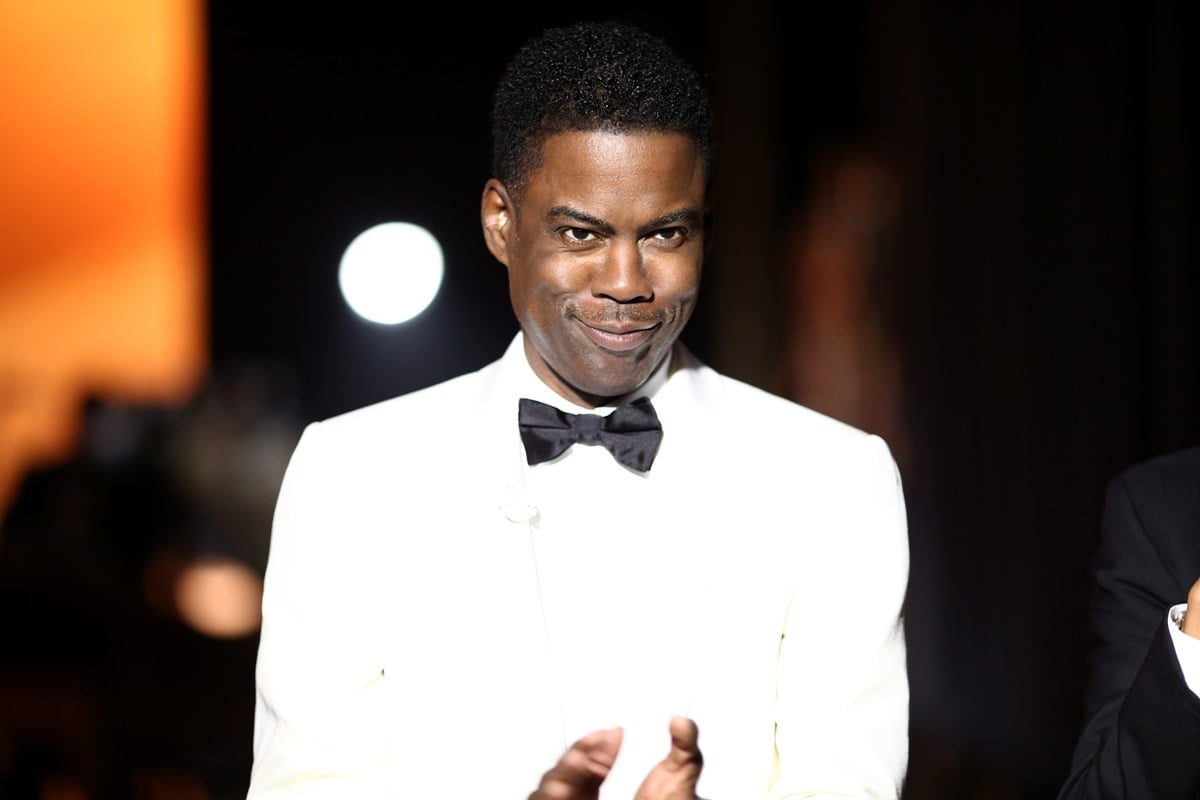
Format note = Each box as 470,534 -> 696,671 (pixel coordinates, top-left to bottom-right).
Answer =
576,319 -> 659,352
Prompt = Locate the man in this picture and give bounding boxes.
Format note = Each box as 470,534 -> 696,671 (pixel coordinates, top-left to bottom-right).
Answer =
247,20 -> 909,800
1059,445 -> 1200,799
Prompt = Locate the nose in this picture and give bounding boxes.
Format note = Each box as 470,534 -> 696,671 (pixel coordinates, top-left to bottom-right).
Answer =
592,239 -> 652,302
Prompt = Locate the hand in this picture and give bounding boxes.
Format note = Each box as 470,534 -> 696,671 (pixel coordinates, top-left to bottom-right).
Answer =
528,717 -> 704,800
528,727 -> 623,800
633,716 -> 704,800
1184,576 -> 1200,639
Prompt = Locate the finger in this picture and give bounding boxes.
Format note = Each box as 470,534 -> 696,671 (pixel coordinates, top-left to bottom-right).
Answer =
529,727 -> 624,800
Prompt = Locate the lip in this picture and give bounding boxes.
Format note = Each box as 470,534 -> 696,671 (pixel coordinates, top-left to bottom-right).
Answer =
576,319 -> 658,352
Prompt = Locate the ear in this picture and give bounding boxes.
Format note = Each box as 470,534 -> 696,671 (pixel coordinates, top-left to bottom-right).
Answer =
481,178 -> 516,267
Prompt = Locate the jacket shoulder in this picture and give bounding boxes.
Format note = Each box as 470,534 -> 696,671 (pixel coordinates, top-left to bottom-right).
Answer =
1110,444 -> 1200,516
680,350 -> 888,455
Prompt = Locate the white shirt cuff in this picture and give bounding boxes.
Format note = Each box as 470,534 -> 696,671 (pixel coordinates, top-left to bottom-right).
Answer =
1167,603 -> 1200,698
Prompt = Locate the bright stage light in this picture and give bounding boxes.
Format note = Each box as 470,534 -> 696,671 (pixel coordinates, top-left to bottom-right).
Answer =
172,553 -> 263,639
338,221 -> 444,325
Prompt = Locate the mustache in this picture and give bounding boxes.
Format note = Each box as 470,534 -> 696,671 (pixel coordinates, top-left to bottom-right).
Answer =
564,302 -> 674,326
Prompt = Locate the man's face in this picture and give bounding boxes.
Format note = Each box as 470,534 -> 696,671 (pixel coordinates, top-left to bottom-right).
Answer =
483,130 -> 708,408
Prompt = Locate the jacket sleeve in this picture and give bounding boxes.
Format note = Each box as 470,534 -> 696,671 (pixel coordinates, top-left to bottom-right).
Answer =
246,422 -> 392,799
1057,475 -> 1200,800
771,433 -> 910,799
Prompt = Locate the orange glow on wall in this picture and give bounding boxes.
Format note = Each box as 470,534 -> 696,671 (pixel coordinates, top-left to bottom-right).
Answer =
0,0 -> 206,520
781,146 -> 908,465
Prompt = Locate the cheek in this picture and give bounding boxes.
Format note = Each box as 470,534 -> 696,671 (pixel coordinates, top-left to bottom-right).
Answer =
508,259 -> 552,308
512,279 -> 564,333
656,264 -> 702,305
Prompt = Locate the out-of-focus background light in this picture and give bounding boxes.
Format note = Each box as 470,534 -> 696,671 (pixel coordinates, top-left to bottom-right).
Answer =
338,222 -> 444,325
173,555 -> 263,639
0,0 -> 205,519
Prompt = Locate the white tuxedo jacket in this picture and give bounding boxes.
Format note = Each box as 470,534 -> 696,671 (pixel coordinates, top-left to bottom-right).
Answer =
248,333 -> 909,799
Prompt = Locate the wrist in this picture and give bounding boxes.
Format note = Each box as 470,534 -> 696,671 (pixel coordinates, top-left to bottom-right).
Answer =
1172,605 -> 1200,639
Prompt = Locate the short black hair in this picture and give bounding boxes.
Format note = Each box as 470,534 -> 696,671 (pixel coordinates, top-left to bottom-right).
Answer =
490,20 -> 714,199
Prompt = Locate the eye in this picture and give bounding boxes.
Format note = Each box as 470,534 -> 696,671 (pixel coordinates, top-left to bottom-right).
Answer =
648,227 -> 688,246
561,227 -> 598,243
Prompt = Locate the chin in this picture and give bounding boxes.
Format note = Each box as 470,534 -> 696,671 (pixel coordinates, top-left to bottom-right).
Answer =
578,375 -> 648,402
556,346 -> 663,402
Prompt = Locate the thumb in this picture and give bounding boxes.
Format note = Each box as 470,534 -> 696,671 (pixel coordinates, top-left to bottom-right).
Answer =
664,716 -> 702,769
632,717 -> 703,800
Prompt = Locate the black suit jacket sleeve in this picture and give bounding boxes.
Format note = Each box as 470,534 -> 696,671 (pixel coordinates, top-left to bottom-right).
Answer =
1058,451 -> 1200,799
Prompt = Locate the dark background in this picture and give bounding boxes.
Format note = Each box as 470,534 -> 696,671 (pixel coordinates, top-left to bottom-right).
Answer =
2,1 -> 1198,798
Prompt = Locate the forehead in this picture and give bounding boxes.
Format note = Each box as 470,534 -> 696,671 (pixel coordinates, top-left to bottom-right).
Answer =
521,130 -> 707,216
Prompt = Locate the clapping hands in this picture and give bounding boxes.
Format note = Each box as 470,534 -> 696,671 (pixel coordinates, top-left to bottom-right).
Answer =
528,716 -> 703,800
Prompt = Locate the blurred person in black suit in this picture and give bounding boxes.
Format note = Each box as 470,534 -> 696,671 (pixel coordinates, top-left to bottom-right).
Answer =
1059,445 -> 1200,799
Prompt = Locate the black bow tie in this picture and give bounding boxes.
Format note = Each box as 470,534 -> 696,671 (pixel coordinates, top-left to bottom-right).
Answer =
517,396 -> 663,472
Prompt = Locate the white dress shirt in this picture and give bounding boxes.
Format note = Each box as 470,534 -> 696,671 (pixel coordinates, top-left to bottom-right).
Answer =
1167,604 -> 1200,697
509,352 -> 701,797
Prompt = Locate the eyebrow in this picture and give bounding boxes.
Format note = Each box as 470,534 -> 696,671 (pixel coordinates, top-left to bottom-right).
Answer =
545,205 -> 703,236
